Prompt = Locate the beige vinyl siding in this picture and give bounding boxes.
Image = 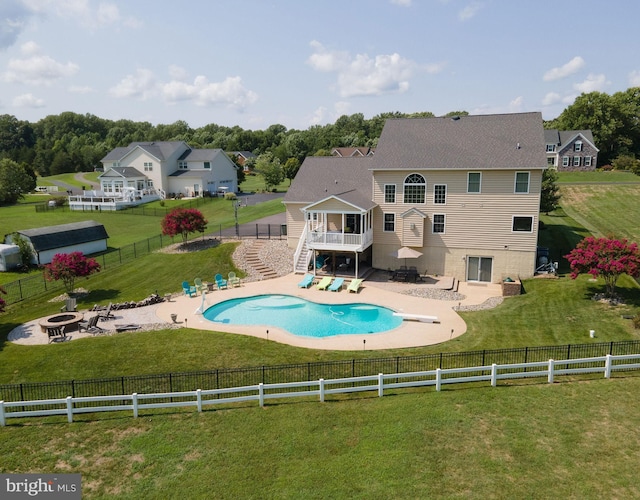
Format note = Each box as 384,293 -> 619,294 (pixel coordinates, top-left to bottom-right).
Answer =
284,202 -> 306,248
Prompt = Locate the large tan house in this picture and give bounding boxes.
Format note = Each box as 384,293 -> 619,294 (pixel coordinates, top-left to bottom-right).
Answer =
283,112 -> 547,284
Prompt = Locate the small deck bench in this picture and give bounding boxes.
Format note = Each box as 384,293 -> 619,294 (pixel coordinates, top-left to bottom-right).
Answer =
393,313 -> 439,323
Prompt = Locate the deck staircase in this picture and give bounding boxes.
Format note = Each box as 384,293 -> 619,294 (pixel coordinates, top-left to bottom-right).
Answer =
294,239 -> 312,274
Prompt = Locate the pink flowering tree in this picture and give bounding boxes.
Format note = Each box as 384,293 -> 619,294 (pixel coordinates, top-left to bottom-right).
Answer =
564,236 -> 640,298
161,208 -> 208,243
44,252 -> 101,295
0,286 -> 6,313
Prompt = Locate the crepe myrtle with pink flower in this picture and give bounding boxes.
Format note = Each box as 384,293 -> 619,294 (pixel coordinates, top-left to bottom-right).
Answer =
44,252 -> 101,295
161,208 -> 208,243
565,236 -> 640,298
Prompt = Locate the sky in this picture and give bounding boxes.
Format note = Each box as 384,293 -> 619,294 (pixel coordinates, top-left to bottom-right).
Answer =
1,0 -> 639,131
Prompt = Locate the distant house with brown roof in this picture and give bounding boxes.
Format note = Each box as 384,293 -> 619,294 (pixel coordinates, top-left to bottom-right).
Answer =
331,147 -> 375,158
284,113 -> 546,283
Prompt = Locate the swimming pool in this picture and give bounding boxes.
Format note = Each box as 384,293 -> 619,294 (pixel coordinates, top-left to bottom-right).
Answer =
203,294 -> 403,338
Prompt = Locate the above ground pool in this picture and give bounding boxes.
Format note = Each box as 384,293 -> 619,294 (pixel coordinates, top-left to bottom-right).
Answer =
203,294 -> 402,338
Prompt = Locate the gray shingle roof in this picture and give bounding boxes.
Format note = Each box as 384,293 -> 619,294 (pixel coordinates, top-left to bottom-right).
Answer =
371,112 -> 547,170
99,166 -> 145,178
183,149 -> 224,162
17,221 -> 109,252
283,157 -> 376,210
545,129 -> 597,149
100,141 -> 187,163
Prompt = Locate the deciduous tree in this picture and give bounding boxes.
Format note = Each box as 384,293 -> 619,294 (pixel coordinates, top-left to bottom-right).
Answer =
0,158 -> 36,205
161,208 -> 208,243
540,169 -> 561,214
43,252 -> 101,295
565,236 -> 640,298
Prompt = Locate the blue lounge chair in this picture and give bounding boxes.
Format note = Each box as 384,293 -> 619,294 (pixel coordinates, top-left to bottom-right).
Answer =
215,273 -> 228,290
297,273 -> 314,288
316,276 -> 332,290
328,277 -> 344,292
182,281 -> 197,297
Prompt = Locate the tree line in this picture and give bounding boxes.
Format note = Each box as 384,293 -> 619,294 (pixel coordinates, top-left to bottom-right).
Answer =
0,87 -> 639,181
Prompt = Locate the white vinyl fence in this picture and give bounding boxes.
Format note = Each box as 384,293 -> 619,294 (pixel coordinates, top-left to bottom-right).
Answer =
2,353 -> 639,426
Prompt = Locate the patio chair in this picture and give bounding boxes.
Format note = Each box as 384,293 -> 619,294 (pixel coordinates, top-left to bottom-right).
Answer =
328,277 -> 344,292
47,325 -> 66,343
78,315 -> 105,334
97,302 -> 115,321
316,276 -> 333,290
228,272 -> 241,287
182,281 -> 197,297
194,277 -> 207,294
297,273 -> 314,288
347,279 -> 363,293
215,273 -> 228,290
60,297 -> 77,313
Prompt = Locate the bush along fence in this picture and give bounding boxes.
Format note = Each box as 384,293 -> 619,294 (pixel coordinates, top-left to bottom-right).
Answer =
2,352 -> 639,425
1,340 -> 639,408
1,223 -> 286,305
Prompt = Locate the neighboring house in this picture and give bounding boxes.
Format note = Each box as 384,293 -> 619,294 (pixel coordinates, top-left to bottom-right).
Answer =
544,130 -> 598,170
5,221 -> 109,265
231,151 -> 257,172
69,142 -> 238,211
284,112 -> 546,283
331,147 -> 375,158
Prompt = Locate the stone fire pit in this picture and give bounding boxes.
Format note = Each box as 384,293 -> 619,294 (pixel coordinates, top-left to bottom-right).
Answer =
39,312 -> 84,333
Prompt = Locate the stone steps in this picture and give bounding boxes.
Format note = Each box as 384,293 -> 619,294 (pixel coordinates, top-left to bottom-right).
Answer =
243,240 -> 279,279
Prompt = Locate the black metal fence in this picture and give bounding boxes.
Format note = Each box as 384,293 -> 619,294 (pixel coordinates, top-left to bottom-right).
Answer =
1,224 -> 286,305
2,340 -> 638,406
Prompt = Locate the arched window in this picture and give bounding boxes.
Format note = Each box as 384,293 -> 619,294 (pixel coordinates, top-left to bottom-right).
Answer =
403,173 -> 426,204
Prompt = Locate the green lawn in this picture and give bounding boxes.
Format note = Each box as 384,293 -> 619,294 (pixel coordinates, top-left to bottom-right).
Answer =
556,170 -> 640,183
1,171 -> 640,497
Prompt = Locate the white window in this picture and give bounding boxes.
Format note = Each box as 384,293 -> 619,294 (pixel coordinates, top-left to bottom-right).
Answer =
179,161 -> 188,169
515,172 -> 530,193
546,144 -> 556,152
574,141 -> 583,152
433,184 -> 446,204
384,184 -> 396,203
432,214 -> 445,233
403,174 -> 426,204
562,157 -> 570,167
584,156 -> 592,167
144,162 -> 153,172
383,213 -> 395,232
547,157 -> 556,167
467,172 -> 481,193
573,156 -> 581,167
204,161 -> 211,169
512,216 -> 533,232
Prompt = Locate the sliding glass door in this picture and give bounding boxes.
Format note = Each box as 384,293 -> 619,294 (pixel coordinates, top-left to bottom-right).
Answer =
467,256 -> 492,282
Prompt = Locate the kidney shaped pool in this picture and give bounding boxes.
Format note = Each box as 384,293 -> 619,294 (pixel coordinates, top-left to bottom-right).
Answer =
203,294 -> 402,338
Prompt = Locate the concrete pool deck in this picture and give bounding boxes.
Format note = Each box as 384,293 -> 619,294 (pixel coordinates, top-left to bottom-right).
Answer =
8,273 -> 503,350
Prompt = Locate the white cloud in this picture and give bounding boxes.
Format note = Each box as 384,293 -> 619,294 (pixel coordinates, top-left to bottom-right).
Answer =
629,70 -> 640,86
573,73 -> 609,93
308,106 -> 327,126
0,0 -> 35,50
543,56 -> 585,82
308,41 -> 418,98
13,93 -> 45,107
109,68 -> 157,99
391,0 -> 412,6
2,43 -> 79,85
69,85 -> 93,93
542,92 -> 562,106
22,0 -> 140,30
168,65 -> 188,81
307,101 -> 352,127
459,2 -> 483,21
162,75 -> 258,109
424,62 -> 446,74
508,96 -> 524,112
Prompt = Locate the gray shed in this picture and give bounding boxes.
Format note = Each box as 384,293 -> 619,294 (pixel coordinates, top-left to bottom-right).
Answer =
0,244 -> 21,271
6,220 -> 109,265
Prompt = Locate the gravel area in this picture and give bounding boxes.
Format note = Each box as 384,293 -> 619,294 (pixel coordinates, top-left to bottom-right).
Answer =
231,238 -> 294,281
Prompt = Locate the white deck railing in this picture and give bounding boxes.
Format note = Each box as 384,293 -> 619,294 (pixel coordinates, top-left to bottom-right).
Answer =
2,354 -> 639,426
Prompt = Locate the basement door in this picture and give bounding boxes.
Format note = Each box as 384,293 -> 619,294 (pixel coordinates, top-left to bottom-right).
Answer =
467,256 -> 492,282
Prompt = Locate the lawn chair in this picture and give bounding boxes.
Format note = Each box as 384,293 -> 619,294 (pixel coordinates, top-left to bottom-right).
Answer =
228,272 -> 241,287
60,297 -> 77,313
328,277 -> 344,292
347,279 -> 363,293
182,281 -> 197,297
78,315 -> 105,334
297,273 -> 314,288
97,303 -> 115,321
215,273 -> 228,290
47,326 -> 66,343
316,276 -> 333,290
194,278 -> 207,295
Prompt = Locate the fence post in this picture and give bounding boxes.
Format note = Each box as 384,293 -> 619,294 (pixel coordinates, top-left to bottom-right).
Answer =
604,354 -> 612,379
66,396 -> 73,423
435,368 -> 442,391
258,383 -> 264,408
491,363 -> 497,387
319,379 -> 325,402
196,389 -> 202,412
378,373 -> 384,397
132,393 -> 138,418
548,359 -> 555,384
0,401 -> 5,426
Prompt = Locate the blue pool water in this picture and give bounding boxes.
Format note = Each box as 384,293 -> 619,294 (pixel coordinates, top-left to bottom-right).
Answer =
203,294 -> 402,338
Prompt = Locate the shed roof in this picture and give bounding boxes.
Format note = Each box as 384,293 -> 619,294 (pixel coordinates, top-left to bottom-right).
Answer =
16,221 -> 109,252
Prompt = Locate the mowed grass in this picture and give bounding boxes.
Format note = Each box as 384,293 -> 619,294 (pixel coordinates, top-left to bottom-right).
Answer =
2,376 -> 640,499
